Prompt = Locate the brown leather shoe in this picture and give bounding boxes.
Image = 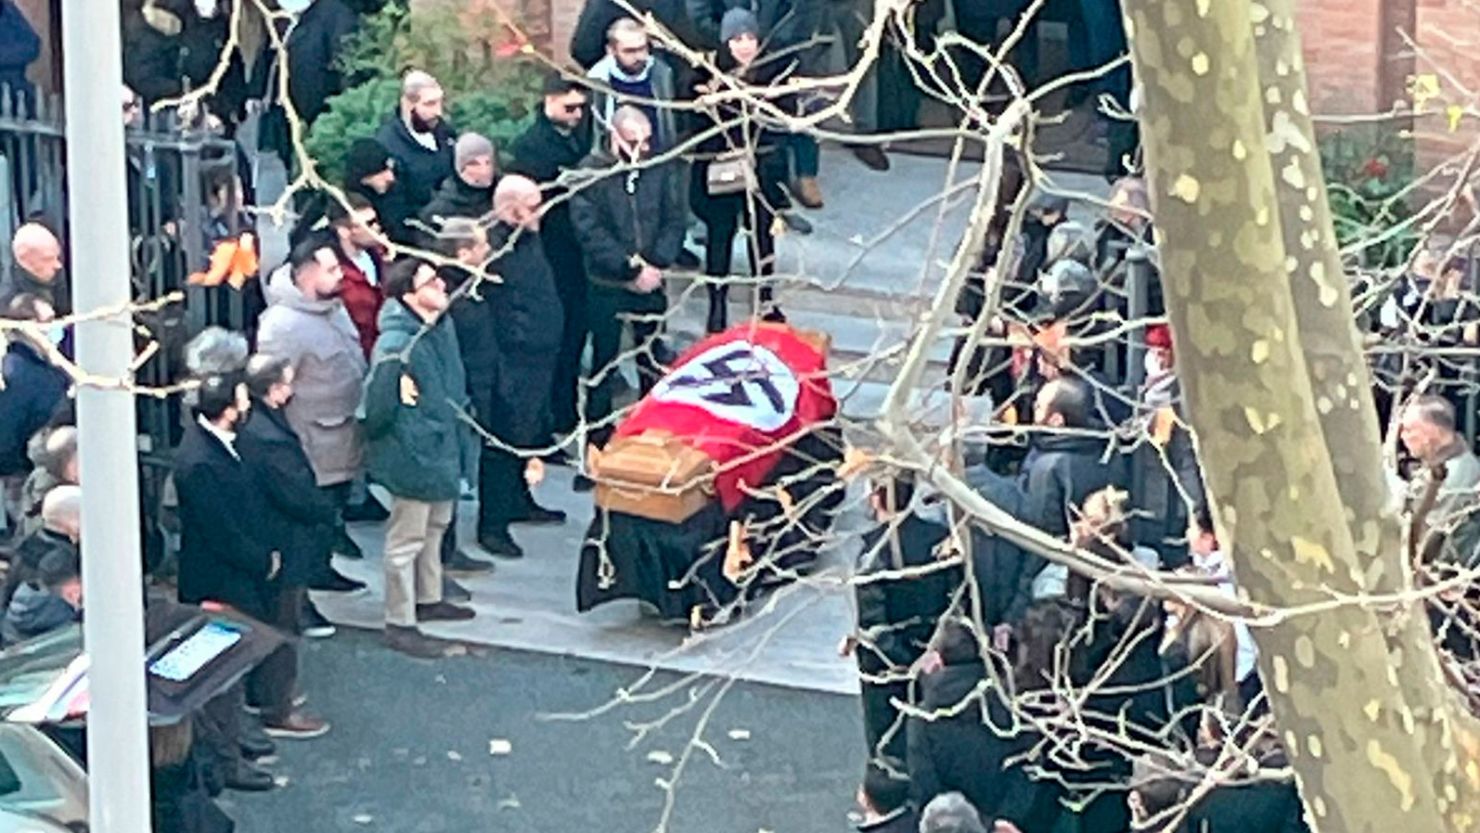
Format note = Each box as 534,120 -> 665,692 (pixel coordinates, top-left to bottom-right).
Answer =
417,601 -> 476,622
792,176 -> 824,209
262,712 -> 330,740
384,624 -> 451,659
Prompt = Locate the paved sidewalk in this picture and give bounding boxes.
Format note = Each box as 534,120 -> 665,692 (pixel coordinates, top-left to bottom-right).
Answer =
317,467 -> 868,696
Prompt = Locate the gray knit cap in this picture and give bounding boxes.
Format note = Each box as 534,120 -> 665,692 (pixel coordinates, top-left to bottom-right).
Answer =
454,132 -> 494,172
720,8 -> 760,43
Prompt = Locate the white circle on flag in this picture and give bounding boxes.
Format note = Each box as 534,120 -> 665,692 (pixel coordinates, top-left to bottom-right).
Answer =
649,342 -> 800,431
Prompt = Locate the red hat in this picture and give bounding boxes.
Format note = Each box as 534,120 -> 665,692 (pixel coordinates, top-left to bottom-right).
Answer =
1145,324 -> 1173,349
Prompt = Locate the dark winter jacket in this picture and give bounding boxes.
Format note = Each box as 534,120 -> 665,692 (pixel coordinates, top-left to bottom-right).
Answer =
1,582 -> 78,645
507,112 -> 593,287
0,340 -> 68,476
272,0 -> 356,122
907,661 -> 1026,818
0,263 -> 69,314
569,149 -> 687,288
0,0 -> 39,111
854,514 -> 959,673
173,419 -> 277,619
1179,776 -> 1310,833
236,401 -> 338,587
962,464 -> 1029,626
855,807 -> 920,833
450,225 -> 564,447
0,527 -> 73,616
374,111 -> 457,219
420,174 -> 494,227
360,300 -> 477,503
1009,433 -> 1124,621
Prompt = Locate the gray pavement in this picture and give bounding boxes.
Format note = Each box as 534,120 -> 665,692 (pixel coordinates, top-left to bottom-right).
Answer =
226,629 -> 863,833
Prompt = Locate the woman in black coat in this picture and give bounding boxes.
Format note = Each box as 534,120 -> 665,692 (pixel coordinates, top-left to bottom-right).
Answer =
688,9 -> 792,332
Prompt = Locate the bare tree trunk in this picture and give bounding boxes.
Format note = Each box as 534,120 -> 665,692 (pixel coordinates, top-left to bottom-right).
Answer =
1251,1 -> 1480,810
1123,0 -> 1472,828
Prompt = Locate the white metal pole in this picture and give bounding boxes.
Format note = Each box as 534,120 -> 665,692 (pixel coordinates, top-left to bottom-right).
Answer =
60,1 -> 153,831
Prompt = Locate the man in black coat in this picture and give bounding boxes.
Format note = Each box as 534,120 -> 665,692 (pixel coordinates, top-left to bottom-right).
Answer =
374,70 -> 456,221
444,178 -> 566,560
418,132 -> 498,240
855,765 -> 919,833
0,294 -> 67,531
254,0 -> 358,166
174,373 -> 325,738
238,354 -> 346,636
569,106 -> 686,449
508,74 -> 594,452
1004,376 -> 1123,623
847,476 -> 960,775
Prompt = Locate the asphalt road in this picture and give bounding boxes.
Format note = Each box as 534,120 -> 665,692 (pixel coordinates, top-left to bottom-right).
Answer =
224,628 -> 864,833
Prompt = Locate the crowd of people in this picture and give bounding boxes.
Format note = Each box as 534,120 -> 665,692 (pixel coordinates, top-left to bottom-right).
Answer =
0,1 -> 1474,833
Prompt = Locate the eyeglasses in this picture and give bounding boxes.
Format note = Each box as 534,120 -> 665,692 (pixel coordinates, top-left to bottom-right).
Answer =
413,273 -> 445,291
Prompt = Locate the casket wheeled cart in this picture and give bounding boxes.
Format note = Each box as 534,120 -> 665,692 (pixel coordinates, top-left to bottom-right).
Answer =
575,323 -> 846,623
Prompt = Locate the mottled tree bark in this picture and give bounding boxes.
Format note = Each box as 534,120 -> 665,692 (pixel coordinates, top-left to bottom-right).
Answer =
1123,0 -> 1472,828
1251,3 -> 1480,822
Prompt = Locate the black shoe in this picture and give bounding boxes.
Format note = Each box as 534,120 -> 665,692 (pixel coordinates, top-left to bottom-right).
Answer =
849,143 -> 891,171
781,212 -> 813,235
417,601 -> 476,622
239,734 -> 276,760
478,529 -> 525,559
511,504 -> 566,526
225,763 -> 276,792
311,569 -> 365,593
333,530 -> 364,560
706,305 -> 728,334
445,547 -> 495,575
442,575 -> 471,603
761,305 -> 787,324
675,248 -> 701,270
301,603 -> 336,639
384,625 -> 451,659
342,496 -> 390,523
573,474 -> 595,493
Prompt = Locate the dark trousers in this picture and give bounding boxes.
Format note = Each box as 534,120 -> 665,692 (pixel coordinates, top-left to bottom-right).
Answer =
953,1 -> 1040,92
585,286 -> 665,447
195,685 -> 245,789
549,263 -> 590,439
245,584 -> 301,723
693,163 -> 780,332
477,444 -> 533,536
861,678 -> 910,773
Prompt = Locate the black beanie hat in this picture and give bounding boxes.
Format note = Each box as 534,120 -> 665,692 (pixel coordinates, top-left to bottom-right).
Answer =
344,138 -> 392,185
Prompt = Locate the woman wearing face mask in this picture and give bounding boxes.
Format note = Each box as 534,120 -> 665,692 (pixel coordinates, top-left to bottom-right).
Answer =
688,9 -> 792,333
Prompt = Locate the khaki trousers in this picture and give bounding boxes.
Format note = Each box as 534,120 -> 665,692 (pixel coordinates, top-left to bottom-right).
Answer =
383,498 -> 452,627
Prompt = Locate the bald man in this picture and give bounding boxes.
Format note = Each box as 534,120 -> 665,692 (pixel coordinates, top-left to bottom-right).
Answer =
3,223 -> 67,312
449,176 -> 566,560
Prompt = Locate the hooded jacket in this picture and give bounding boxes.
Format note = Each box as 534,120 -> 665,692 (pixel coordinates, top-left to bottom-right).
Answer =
360,300 -> 477,502
1,583 -> 77,645
256,265 -> 368,485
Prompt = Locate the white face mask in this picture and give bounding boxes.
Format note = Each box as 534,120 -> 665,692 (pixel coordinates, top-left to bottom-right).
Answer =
194,0 -> 218,18
1144,350 -> 1165,378
277,0 -> 313,13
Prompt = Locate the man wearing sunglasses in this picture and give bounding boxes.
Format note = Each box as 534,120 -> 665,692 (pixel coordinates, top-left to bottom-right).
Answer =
509,72 -> 595,462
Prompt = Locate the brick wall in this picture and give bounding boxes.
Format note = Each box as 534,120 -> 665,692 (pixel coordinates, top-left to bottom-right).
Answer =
1295,0 -> 1387,114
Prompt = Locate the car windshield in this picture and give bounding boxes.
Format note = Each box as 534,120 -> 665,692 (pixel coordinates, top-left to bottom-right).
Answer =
0,628 -> 82,721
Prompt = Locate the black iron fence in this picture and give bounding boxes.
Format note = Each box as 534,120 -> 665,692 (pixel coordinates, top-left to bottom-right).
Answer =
0,89 -> 251,568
